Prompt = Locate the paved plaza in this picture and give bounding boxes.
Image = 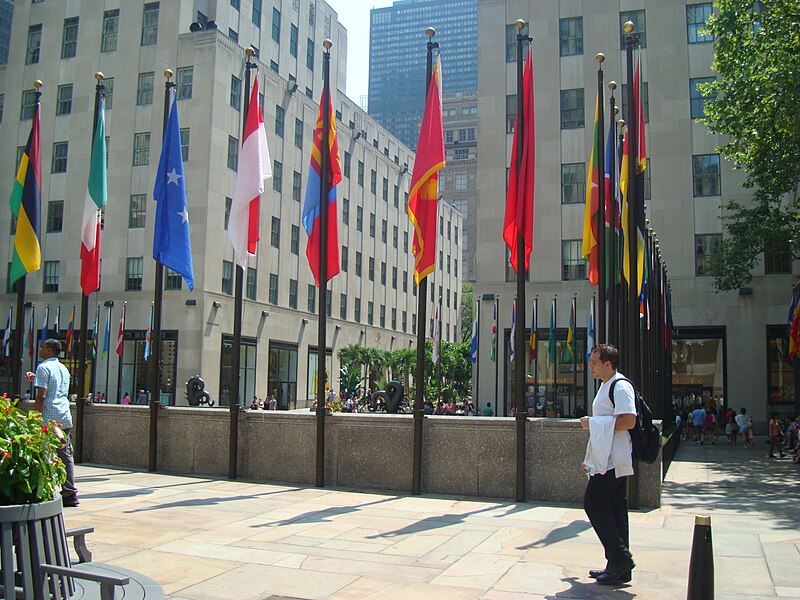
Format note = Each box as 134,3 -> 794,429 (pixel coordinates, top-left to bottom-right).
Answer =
63,442 -> 800,599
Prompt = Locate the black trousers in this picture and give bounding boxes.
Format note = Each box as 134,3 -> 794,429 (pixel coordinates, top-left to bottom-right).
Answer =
584,469 -> 632,569
58,428 -> 78,502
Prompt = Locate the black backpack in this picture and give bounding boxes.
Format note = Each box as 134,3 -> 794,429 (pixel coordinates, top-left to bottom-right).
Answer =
608,377 -> 662,464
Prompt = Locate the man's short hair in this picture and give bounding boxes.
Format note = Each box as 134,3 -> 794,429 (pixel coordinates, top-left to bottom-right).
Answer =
42,338 -> 62,355
592,344 -> 619,369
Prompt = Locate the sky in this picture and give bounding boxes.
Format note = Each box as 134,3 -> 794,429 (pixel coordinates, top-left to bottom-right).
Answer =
326,0 -> 396,104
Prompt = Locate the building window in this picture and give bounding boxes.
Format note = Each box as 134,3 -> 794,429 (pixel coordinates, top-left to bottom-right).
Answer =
21,90 -> 36,120
273,161 -> 283,192
291,225 -> 299,255
307,284 -> 316,312
231,0 -> 240,9
344,152 -> 351,177
505,22 -> 529,62
340,294 -> 347,320
294,118 -> 303,149
354,298 -> 361,322
368,302 -> 374,326
306,38 -> 314,70
403,270 -> 408,293
621,82 -> 650,123
180,128 -> 190,161
0,94 -> 4,123
136,72 -> 154,106
129,194 -> 146,228
382,177 -> 389,201
692,154 -> 721,197
165,267 -> 182,291
271,216 -> 280,248
228,136 -> 239,171
368,257 -> 375,281
126,257 -> 144,291
26,24 -> 42,65
355,251 -> 362,277
56,85 -> 73,116
687,3 -> 713,43
690,77 -> 715,120
393,226 -> 399,249
380,262 -> 386,285
275,105 -> 285,137
559,17 -> 583,56
45,201 -> 64,233
289,279 -> 298,309
562,240 -> 587,281
272,8 -> 281,43
268,274 -> 279,304
560,89 -> 585,129
270,60 -> 279,73
230,75 -> 241,110
222,260 -> 234,294
764,249 -> 792,275
290,24 -> 298,56
101,10 -> 119,53
370,169 -> 377,194
341,246 -> 348,272
357,161 -> 364,186
224,197 -> 232,230
381,219 -> 387,243
51,142 -> 68,174
369,213 -> 375,238
356,206 -> 363,231
292,171 -> 302,201
61,17 -> 79,59
43,261 -> 59,293
141,2 -> 160,46
392,266 -> 398,289
176,66 -> 193,100
133,133 -> 151,166
620,10 -> 646,49
342,198 -> 349,225
103,78 -> 114,109
380,305 -> 386,328
695,234 -> 722,276
561,163 -> 585,204
252,0 -> 262,27
246,267 -> 257,300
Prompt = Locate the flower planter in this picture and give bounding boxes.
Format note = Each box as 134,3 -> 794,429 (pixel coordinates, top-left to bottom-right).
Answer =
0,495 -> 74,599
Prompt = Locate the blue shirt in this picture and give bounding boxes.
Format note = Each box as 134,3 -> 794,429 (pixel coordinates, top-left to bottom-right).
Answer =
35,356 -> 72,429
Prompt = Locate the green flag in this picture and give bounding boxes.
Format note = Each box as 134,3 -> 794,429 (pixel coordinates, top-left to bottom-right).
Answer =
548,300 -> 556,365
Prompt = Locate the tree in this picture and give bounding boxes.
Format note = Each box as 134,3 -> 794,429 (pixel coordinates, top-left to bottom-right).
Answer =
700,0 -> 800,291
460,281 -> 474,342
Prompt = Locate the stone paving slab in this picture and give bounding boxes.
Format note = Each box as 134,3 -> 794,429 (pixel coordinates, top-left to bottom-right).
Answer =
63,442 -> 799,599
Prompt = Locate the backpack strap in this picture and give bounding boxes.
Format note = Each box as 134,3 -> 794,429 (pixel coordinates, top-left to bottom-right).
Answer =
608,376 -> 635,408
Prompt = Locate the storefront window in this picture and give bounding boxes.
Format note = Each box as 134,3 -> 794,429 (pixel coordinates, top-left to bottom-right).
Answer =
767,325 -> 794,406
671,328 -> 725,411
268,342 -> 297,410
307,347 -> 333,405
120,331 -> 178,405
220,335 -> 257,406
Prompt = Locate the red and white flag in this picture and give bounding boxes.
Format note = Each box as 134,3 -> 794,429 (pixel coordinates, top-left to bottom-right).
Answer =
115,304 -> 125,357
80,97 -> 107,295
228,76 -> 271,268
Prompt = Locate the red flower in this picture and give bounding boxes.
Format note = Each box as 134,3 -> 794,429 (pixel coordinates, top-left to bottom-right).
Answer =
41,425 -> 49,434
2,452 -> 10,460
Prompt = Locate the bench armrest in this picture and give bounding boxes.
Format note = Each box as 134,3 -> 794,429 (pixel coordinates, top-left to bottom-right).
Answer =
41,563 -> 129,600
65,526 -> 95,563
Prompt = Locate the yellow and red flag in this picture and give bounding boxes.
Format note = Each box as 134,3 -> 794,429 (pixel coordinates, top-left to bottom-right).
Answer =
407,57 -> 445,284
582,92 -> 601,285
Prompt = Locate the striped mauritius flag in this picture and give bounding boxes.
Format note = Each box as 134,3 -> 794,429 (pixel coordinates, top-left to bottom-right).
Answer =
9,97 -> 42,286
228,76 -> 271,268
302,81 -> 342,286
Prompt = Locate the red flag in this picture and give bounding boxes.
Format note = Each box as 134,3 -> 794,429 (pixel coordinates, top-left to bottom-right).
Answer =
408,57 -> 445,284
80,97 -> 107,295
228,77 -> 272,268
582,93 -> 601,285
503,49 -> 535,273
115,304 -> 125,357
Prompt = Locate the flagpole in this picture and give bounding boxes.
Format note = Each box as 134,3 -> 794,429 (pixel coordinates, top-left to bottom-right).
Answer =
494,296 -> 499,417
411,27 -> 439,496
28,305 -> 35,393
104,301 -> 113,400
314,39 -> 334,488
595,54 -> 607,345
617,122 -> 627,363
533,295 -> 538,412
91,302 -> 100,397
553,296 -> 558,416
572,295 -> 577,417
513,18 -> 531,503
607,83 -> 619,348
116,302 -> 126,402
474,300 -> 480,407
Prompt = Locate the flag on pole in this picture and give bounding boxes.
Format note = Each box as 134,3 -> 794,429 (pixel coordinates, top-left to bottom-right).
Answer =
2,308 -> 11,357
548,300 -> 556,365
587,299 -> 596,360
65,306 -> 75,357
302,80 -> 342,285
228,76 -> 271,268
510,300 -> 516,362
408,56 -> 445,284
528,297 -> 537,363
80,96 -> 107,295
490,300 -> 498,363
102,306 -> 110,358
153,92 -> 194,289
432,302 -> 441,363
503,48 -> 536,274
116,304 -> 125,358
54,305 -> 60,334
470,305 -> 478,364
582,92 -> 601,285
39,306 -> 49,345
144,305 -> 153,361
26,309 -> 34,357
9,95 -> 42,286
566,301 -> 575,362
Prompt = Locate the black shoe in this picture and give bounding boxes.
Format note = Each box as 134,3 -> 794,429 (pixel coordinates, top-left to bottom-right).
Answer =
62,497 -> 80,508
595,570 -> 632,585
588,569 -> 606,579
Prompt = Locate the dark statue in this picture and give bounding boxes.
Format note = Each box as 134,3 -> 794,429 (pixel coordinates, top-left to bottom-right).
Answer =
370,380 -> 405,413
186,375 -> 214,407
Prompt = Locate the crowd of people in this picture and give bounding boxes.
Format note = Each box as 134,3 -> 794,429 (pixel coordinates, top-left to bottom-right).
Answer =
249,395 -> 278,410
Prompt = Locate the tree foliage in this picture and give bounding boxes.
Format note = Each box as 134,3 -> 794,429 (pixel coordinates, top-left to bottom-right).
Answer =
700,0 -> 800,290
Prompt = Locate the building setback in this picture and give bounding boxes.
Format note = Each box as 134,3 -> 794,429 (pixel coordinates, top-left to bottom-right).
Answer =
0,0 -> 462,406
475,0 -> 795,428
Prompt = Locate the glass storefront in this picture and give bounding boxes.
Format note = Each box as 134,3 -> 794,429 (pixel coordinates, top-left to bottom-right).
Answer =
307,346 -> 333,405
767,325 -> 795,407
220,334 -> 257,407
671,327 -> 725,411
268,341 -> 298,410
120,330 -> 177,405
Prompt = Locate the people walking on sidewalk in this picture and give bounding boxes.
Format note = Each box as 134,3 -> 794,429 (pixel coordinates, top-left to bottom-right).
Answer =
768,412 -> 785,458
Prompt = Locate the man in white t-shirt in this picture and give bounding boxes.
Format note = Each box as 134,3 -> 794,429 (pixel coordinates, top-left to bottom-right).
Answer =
580,344 -> 637,585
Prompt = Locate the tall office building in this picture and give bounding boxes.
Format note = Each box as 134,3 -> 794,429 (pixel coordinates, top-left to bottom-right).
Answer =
369,0 -> 478,150
0,0 -> 462,406
475,0 -> 794,426
0,0 -> 12,64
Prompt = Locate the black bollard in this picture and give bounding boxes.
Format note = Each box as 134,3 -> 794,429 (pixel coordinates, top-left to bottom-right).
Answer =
687,514 -> 714,599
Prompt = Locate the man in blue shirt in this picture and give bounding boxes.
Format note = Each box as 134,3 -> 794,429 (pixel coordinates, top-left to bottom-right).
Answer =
26,338 -> 78,507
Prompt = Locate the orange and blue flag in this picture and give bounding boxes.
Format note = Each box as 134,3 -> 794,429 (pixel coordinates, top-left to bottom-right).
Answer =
302,82 -> 341,286
9,99 -> 42,286
65,306 -> 75,357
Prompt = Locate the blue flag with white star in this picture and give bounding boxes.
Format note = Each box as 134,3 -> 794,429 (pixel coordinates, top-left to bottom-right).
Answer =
153,92 -> 194,290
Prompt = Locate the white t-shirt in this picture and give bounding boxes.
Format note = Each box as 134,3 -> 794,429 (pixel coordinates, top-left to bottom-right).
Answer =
591,372 -> 636,476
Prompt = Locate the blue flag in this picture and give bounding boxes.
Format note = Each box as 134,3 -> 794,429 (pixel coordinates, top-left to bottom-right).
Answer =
40,306 -> 48,345
470,318 -> 478,364
153,94 -> 194,290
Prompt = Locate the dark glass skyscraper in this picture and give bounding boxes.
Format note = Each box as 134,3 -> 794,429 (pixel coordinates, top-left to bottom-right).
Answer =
369,0 -> 477,149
